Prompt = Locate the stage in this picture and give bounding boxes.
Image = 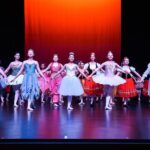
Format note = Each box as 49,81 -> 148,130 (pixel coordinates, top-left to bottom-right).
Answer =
0,0 -> 150,144
0,97 -> 150,140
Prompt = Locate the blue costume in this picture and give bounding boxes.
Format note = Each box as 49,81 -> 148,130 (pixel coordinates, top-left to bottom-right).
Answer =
21,63 -> 40,101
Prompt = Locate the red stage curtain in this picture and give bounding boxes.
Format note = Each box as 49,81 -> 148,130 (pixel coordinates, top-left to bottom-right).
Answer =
25,0 -> 121,64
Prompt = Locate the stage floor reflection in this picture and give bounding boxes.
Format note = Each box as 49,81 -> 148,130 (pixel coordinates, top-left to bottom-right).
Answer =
0,98 -> 150,139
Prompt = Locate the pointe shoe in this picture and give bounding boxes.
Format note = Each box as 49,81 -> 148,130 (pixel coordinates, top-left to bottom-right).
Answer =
58,102 -> 62,105
90,100 -> 95,107
60,100 -> 64,103
105,106 -> 112,110
54,103 -> 59,107
50,101 -> 53,104
32,105 -> 36,109
110,102 -> 115,105
67,106 -> 74,110
79,102 -> 85,105
1,97 -> 4,103
27,107 -> 34,111
96,97 -> 99,102
1,100 -> 4,103
108,105 -> 112,109
14,104 -> 19,108
123,102 -> 128,107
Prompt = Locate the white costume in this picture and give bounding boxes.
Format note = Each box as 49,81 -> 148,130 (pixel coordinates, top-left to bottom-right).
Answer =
59,64 -> 84,96
93,61 -> 126,86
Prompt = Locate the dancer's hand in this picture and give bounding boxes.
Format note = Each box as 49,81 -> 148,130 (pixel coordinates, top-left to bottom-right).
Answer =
4,77 -> 8,84
4,77 -> 8,81
85,76 -> 88,80
139,77 -> 144,83
87,75 -> 92,80
10,78 -> 15,83
51,74 -> 56,79
125,70 -> 130,74
135,77 -> 141,83
45,79 -> 49,83
44,77 -> 49,83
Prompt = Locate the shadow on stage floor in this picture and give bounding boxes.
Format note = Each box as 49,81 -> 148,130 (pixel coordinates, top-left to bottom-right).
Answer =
0,96 -> 150,141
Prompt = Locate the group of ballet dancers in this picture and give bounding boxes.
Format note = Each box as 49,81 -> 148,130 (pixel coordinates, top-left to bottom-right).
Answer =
0,49 -> 149,111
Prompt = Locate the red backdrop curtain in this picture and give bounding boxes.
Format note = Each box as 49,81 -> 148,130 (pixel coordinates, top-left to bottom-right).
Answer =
25,0 -> 121,64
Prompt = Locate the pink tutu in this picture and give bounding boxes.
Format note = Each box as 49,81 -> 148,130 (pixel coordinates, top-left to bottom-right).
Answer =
93,75 -> 126,86
38,72 -> 51,93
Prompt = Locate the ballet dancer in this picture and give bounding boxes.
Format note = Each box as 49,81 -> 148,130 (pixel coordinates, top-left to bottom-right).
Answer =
11,49 -> 47,111
53,52 -> 87,110
5,52 -> 24,107
89,51 -> 126,110
43,54 -> 63,107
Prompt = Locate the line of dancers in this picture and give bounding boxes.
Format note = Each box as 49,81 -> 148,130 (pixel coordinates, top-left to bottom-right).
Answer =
0,49 -> 149,111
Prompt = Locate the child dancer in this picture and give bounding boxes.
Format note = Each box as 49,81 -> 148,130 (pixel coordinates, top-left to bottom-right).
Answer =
53,52 -> 87,110
140,63 -> 150,102
77,61 -> 89,105
136,80 -> 143,101
43,54 -> 63,107
5,86 -> 11,102
89,51 -> 126,110
38,63 -> 51,103
142,79 -> 149,97
84,52 -> 104,107
0,67 -> 7,103
5,52 -> 24,107
11,49 -> 46,111
117,57 -> 141,107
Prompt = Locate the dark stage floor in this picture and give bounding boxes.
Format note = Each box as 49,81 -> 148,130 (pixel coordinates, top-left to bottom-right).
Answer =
0,97 -> 150,140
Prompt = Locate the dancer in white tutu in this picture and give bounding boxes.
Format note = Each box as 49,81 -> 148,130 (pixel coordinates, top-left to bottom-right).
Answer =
89,51 -> 126,110
5,52 -> 24,107
53,52 -> 87,110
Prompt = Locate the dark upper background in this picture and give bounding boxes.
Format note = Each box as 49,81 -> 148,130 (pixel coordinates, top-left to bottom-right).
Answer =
0,0 -> 149,73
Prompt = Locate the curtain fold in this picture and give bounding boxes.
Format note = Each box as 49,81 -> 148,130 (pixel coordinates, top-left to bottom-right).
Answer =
25,0 -> 121,64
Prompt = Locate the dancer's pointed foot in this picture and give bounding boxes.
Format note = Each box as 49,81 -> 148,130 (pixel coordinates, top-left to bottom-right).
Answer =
67,106 -> 74,110
14,104 -> 19,108
105,106 -> 112,110
79,102 -> 85,106
27,107 -> 34,111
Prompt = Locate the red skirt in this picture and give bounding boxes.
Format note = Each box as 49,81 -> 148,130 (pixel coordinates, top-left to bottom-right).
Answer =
117,78 -> 137,98
113,86 -> 118,97
84,77 -> 103,95
5,86 -> 11,93
142,80 -> 148,96
80,79 -> 86,96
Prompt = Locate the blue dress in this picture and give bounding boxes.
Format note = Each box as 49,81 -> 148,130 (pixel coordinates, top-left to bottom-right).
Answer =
0,67 -> 7,90
21,63 -> 40,100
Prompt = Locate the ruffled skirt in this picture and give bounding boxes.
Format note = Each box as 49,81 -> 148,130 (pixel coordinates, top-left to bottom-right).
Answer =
21,74 -> 40,100
59,75 -> 84,96
93,74 -> 126,86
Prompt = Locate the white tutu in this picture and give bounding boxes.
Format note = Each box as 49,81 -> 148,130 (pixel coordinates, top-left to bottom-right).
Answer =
7,75 -> 24,85
93,75 -> 126,86
59,75 -> 84,96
